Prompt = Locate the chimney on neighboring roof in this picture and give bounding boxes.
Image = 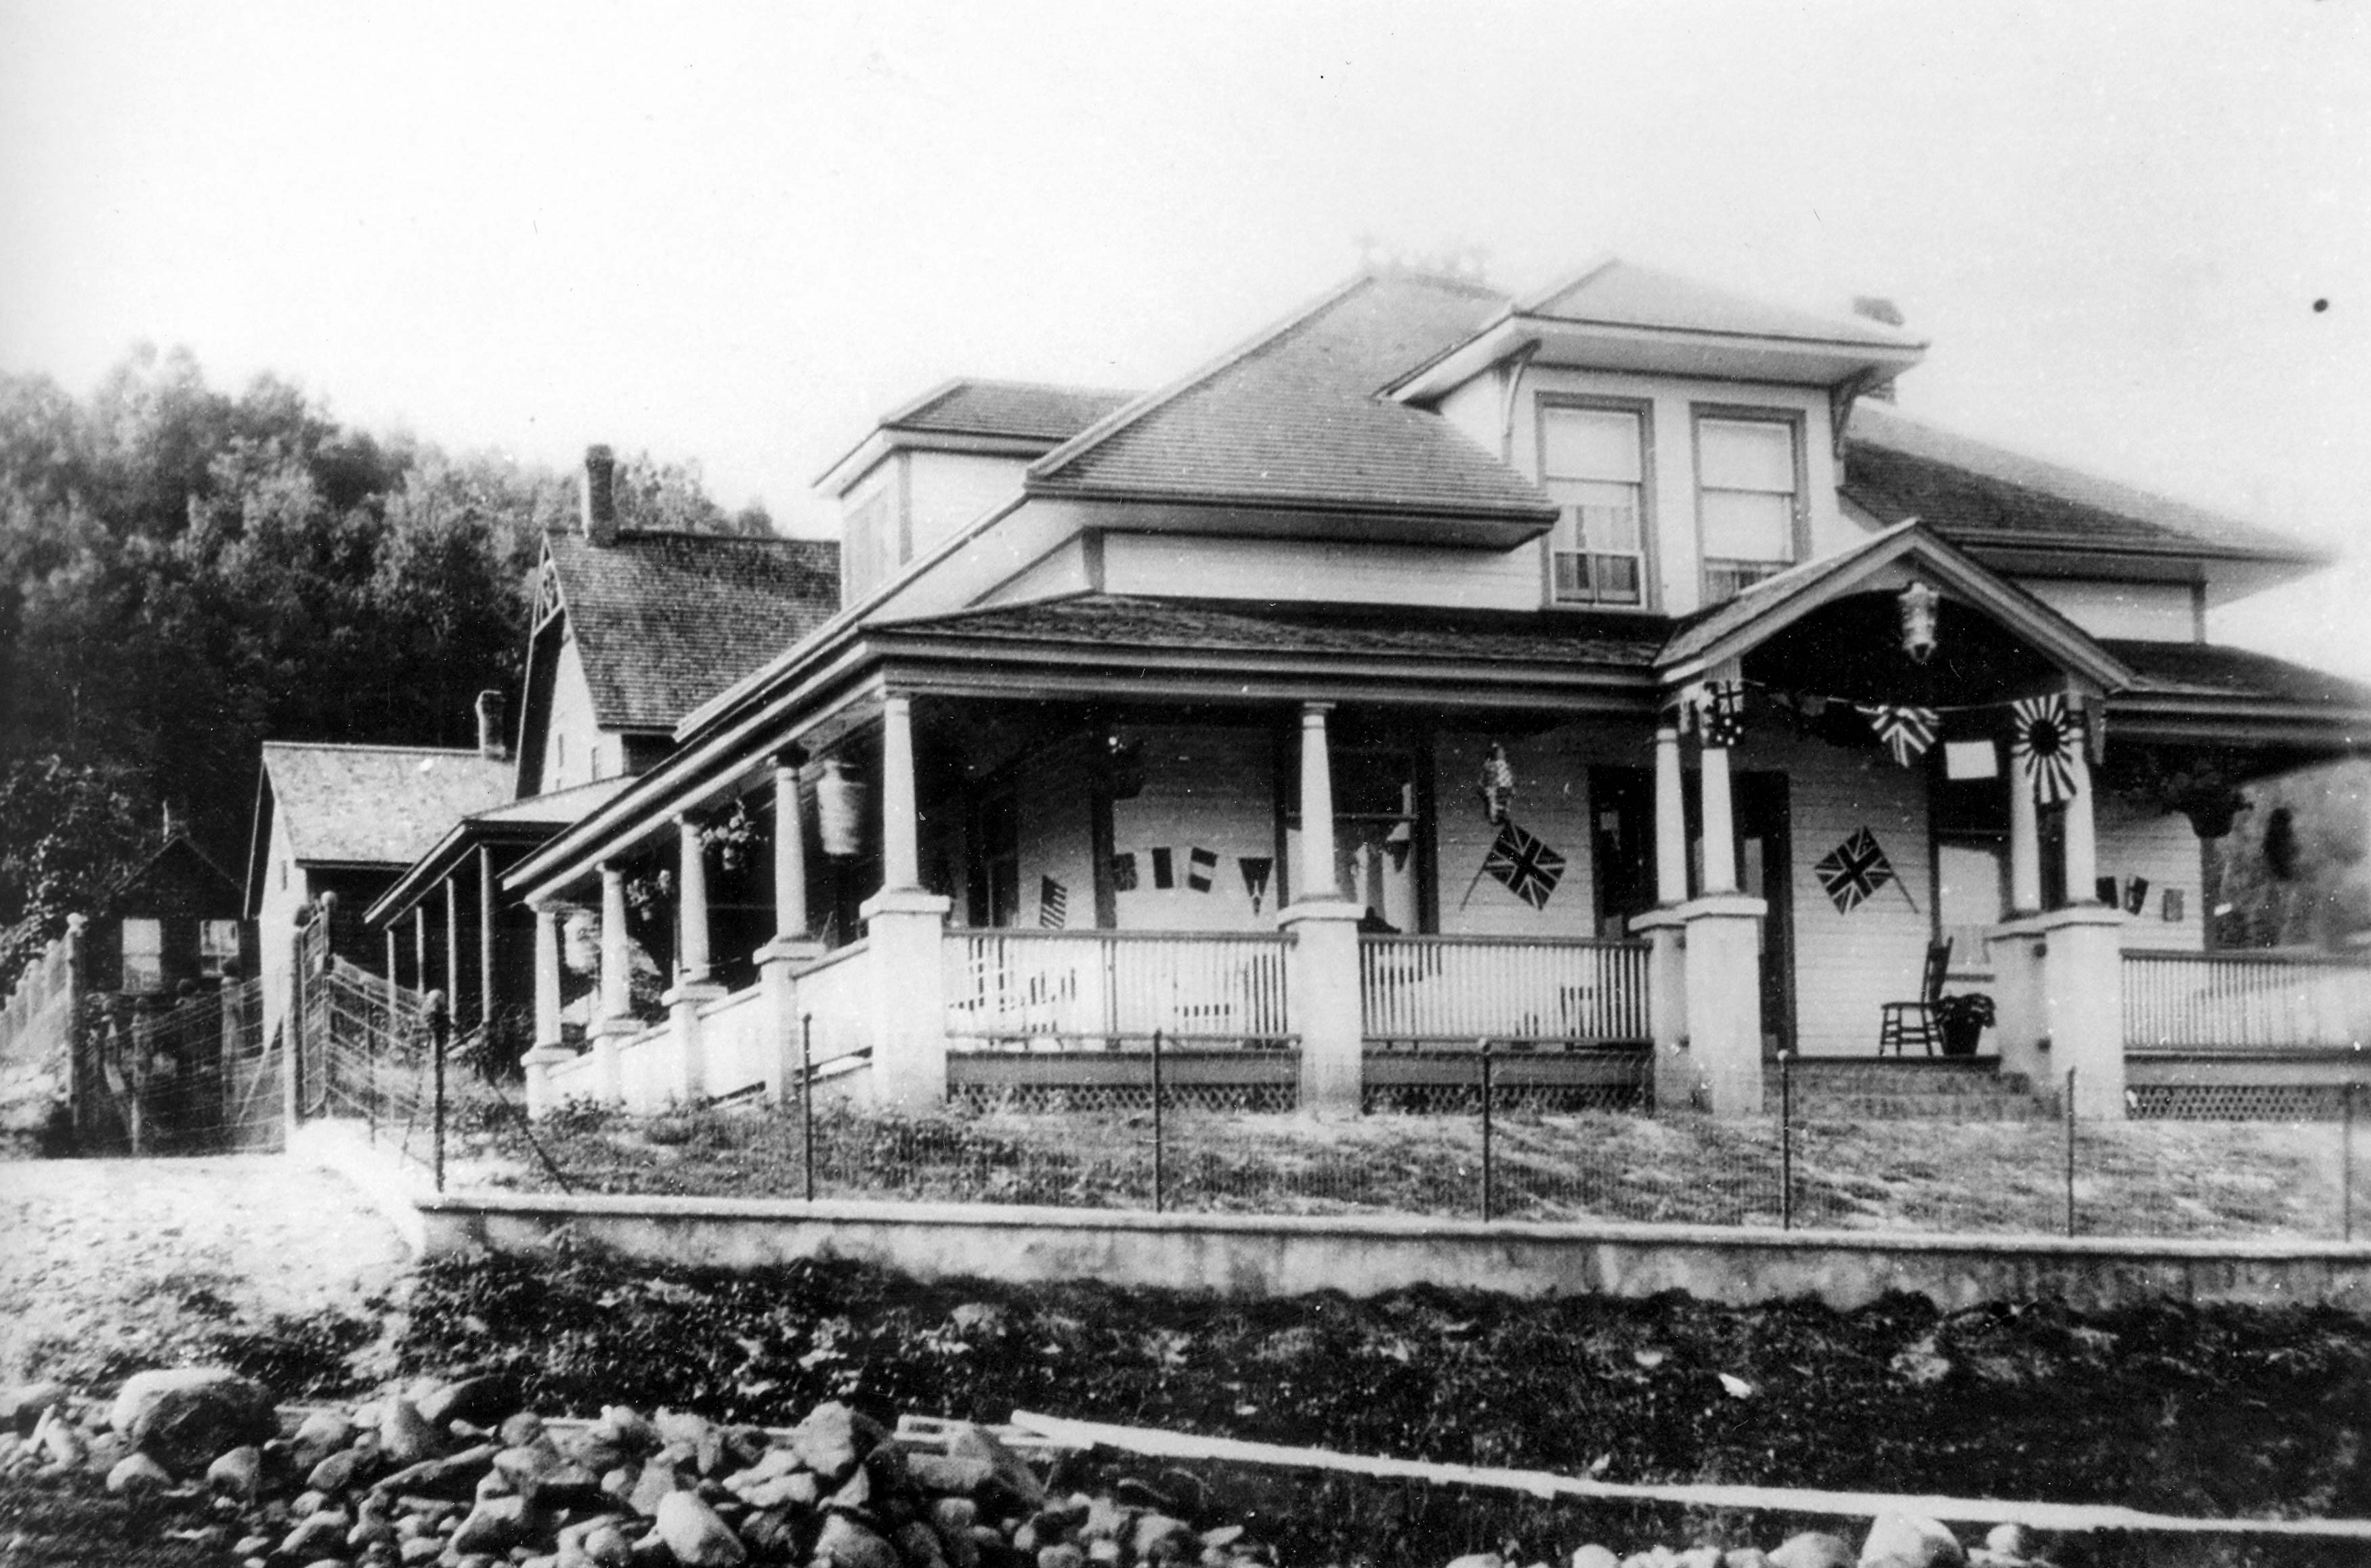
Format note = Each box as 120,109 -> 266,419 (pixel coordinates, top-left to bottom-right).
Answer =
476,689 -> 510,762
580,443 -> 618,546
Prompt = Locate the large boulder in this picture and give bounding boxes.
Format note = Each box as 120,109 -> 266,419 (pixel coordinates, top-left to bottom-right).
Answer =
108,1368 -> 274,1477
1859,1516 -> 1965,1568
1767,1535 -> 1855,1568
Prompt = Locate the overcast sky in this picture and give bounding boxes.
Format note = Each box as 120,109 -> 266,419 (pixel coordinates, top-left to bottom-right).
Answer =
3,1 -> 2366,678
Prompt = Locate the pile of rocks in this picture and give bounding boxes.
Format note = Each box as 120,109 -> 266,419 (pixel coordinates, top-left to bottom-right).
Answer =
1449,1515 -> 2056,1568
0,1369 -> 1273,1568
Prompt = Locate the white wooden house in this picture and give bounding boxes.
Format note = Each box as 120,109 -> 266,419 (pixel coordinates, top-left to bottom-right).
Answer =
500,260 -> 2371,1120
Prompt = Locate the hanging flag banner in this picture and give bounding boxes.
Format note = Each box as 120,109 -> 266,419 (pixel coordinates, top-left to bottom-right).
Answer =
1701,680 -> 1747,748
1813,827 -> 1898,914
1862,705 -> 1939,768
1151,848 -> 1175,890
1108,852 -> 1138,893
2009,695 -> 2080,807
1482,819 -> 1566,911
1038,876 -> 1069,929
1238,856 -> 1273,915
1186,846 -> 1217,892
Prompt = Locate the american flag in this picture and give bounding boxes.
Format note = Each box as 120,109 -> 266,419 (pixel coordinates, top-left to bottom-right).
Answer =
1483,819 -> 1566,910
1813,827 -> 1896,913
1038,876 -> 1069,929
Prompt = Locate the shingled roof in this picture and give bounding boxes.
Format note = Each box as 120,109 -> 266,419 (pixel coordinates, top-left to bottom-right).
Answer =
2108,641 -> 2371,710
1026,273 -> 1558,522
1842,401 -> 2322,564
547,530 -> 841,732
1520,257 -> 1925,349
884,380 -> 1138,443
258,743 -> 513,869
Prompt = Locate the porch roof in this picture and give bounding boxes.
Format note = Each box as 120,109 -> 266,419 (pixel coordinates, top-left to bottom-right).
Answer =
364,775 -> 633,929
2105,640 -> 2371,758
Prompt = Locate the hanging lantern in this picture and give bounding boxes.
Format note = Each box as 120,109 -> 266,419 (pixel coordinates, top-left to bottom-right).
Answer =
815,758 -> 864,858
1898,582 -> 1941,664
1476,743 -> 1516,823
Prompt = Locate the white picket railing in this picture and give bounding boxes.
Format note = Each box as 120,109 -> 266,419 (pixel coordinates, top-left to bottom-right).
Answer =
943,930 -> 1291,1049
2123,951 -> 2371,1051
1360,934 -> 1652,1046
795,940 -> 876,1061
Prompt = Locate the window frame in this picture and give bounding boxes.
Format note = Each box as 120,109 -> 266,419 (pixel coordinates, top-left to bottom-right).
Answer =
1690,404 -> 1810,605
121,917 -> 165,995
1535,393 -> 1658,613
198,919 -> 241,978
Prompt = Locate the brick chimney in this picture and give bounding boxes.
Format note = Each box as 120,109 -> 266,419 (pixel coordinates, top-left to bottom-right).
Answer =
476,689 -> 510,762
580,443 -> 618,546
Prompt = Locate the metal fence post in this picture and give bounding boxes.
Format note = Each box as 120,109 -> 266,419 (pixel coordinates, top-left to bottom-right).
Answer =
1479,1038 -> 1495,1223
2064,1065 -> 2078,1238
1151,1027 -> 1166,1215
800,1013 -> 816,1203
1780,1049 -> 1795,1232
2345,1081 -> 2356,1244
429,990 -> 448,1194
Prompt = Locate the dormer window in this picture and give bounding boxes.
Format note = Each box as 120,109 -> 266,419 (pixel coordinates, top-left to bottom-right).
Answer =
1539,401 -> 1649,608
1696,410 -> 1806,603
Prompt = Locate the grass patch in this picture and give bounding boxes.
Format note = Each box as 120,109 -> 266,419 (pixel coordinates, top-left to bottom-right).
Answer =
465,1099 -> 2365,1239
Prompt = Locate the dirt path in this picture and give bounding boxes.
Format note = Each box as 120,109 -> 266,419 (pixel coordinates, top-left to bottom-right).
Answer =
0,1155 -> 411,1388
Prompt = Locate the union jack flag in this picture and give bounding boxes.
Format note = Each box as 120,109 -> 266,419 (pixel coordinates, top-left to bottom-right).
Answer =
1862,704 -> 1939,768
1813,827 -> 1896,913
1699,680 -> 1747,748
1483,819 -> 1566,910
2009,695 -> 2080,807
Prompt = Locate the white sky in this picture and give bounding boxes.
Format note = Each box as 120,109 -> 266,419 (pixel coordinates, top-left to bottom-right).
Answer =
2,1 -> 2366,678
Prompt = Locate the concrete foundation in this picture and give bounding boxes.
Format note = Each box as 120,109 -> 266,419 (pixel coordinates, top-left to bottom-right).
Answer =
1281,900 -> 1365,1116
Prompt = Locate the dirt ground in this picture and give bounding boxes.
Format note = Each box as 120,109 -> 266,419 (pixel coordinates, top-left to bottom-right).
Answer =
0,1154 -> 410,1388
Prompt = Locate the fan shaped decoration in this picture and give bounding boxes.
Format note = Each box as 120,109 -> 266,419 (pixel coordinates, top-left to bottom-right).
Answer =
2009,695 -> 2081,806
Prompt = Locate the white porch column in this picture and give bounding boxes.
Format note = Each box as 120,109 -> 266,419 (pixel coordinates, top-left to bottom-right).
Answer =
2008,756 -> 2042,916
1654,724 -> 1687,906
1281,701 -> 1365,1117
1673,697 -> 1761,1116
2064,739 -> 2100,904
1699,741 -> 1738,895
1638,722 -> 1693,1110
664,812 -> 725,1104
522,902 -> 572,1118
760,752 -> 826,1106
598,864 -> 633,1024
862,695 -> 950,1108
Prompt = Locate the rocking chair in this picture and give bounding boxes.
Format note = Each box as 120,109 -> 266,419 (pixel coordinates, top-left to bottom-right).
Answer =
1877,938 -> 1954,1056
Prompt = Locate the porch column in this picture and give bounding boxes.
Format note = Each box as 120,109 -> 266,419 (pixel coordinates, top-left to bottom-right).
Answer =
2007,757 -> 2042,917
1698,741 -> 1738,894
1281,701 -> 1365,1117
385,928 -> 400,1014
1675,702 -> 1761,1116
1638,722 -> 1692,1110
862,695 -> 951,1108
522,902 -> 572,1118
1992,902 -> 2126,1120
759,752 -> 826,1106
1993,760 -> 2049,1092
476,846 -> 497,1039
413,907 -> 429,1003
590,863 -> 633,1106
1654,724 -> 1687,906
444,875 -> 463,1025
664,813 -> 725,1105
2064,731 -> 2100,903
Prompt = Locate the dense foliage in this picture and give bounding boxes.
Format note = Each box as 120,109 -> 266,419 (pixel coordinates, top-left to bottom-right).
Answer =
0,347 -> 756,983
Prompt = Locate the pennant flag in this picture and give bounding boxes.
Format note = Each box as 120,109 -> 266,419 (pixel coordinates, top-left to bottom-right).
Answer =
1384,820 -> 1413,873
2095,876 -> 2120,908
2009,695 -> 2080,806
1151,848 -> 1174,889
1238,856 -> 1273,915
1109,852 -> 1138,893
1482,819 -> 1567,911
1186,846 -> 1217,892
2124,875 -> 2150,915
1862,704 -> 1940,768
1476,744 -> 1516,823
1038,876 -> 1069,929
1701,680 -> 1747,747
1813,827 -> 1897,914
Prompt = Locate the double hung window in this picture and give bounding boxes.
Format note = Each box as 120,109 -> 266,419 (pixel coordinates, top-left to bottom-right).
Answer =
1540,404 -> 1648,607
1696,414 -> 1803,603
121,918 -> 163,994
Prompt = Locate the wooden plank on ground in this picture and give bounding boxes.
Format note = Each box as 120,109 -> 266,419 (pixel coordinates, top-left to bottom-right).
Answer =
1008,1410 -> 2371,1542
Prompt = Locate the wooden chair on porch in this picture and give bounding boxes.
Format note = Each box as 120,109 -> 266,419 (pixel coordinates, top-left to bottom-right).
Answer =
1878,938 -> 1953,1056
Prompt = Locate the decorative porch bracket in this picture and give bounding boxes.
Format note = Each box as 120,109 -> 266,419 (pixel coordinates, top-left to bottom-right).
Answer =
1988,905 -> 2127,1120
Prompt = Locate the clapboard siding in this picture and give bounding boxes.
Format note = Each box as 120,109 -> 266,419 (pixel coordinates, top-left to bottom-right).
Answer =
1101,533 -> 1543,611
1756,728 -> 1934,1058
2096,794 -> 2206,953
1111,726 -> 1280,931
1014,743 -> 1096,931
1432,724 -> 1652,939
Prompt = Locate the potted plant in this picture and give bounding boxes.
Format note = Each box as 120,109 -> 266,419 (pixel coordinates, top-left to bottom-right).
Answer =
1934,993 -> 1996,1058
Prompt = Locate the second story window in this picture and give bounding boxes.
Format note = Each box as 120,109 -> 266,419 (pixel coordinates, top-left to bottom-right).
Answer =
1697,413 -> 1803,603
1540,404 -> 1648,607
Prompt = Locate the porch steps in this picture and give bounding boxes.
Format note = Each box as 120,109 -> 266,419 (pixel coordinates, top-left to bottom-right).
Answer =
1766,1057 -> 2055,1121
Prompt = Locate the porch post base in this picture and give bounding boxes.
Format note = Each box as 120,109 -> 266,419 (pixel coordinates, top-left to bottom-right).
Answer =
519,1043 -> 577,1120
1678,893 -> 1767,1116
1994,905 -> 2127,1120
589,1014 -> 639,1108
859,890 -> 952,1109
758,938 -> 828,1105
1280,899 -> 1366,1118
662,982 -> 728,1106
1629,908 -> 1692,1112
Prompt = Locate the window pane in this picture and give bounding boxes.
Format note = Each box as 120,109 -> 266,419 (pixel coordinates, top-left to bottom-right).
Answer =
1576,499 -> 1640,552
122,918 -> 163,993
1699,418 -> 1795,492
1701,490 -> 1794,561
199,920 -> 240,976
1592,554 -> 1642,602
1542,408 -> 1642,482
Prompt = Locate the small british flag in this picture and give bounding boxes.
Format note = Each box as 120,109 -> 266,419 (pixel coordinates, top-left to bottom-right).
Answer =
1699,680 -> 1747,748
1813,827 -> 1897,914
1482,819 -> 1567,911
1862,704 -> 1940,768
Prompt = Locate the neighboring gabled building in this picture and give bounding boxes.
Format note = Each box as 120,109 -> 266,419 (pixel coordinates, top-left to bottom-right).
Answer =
87,820 -> 250,1003
493,258 -> 2371,1125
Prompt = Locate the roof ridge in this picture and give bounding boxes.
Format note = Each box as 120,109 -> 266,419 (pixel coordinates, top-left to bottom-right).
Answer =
263,740 -> 493,758
1029,272 -> 1380,484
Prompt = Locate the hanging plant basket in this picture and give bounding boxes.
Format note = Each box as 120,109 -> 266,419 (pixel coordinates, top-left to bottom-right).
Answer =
815,759 -> 864,858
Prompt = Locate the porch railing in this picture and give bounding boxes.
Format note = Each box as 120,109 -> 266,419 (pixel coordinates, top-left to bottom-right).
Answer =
1360,934 -> 1652,1047
2124,950 -> 2371,1051
613,1018 -> 676,1109
796,939 -> 875,1060
944,929 -> 1292,1049
698,984 -> 772,1098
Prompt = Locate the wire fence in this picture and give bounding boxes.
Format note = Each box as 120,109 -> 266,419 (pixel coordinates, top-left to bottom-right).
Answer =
473,1039 -> 2371,1242
70,977 -> 279,1156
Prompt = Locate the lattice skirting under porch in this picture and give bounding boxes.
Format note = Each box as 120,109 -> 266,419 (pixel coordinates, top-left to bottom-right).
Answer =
948,1081 -> 1298,1115
2128,1082 -> 2362,1121
1361,1080 -> 1648,1115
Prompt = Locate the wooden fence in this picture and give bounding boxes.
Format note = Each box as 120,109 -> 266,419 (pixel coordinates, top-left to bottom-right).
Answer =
2123,950 -> 2371,1051
943,930 -> 1291,1049
1360,934 -> 1652,1047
